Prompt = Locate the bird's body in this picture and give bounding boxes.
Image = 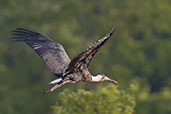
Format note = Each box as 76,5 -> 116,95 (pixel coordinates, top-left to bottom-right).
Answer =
12,27 -> 118,94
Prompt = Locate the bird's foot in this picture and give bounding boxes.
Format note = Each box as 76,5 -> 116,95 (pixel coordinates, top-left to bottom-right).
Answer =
44,89 -> 53,94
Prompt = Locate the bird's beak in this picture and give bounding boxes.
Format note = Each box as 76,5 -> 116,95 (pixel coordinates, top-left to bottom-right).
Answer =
108,79 -> 118,84
105,77 -> 118,84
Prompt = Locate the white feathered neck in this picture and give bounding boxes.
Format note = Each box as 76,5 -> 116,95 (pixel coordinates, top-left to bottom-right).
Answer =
91,75 -> 103,82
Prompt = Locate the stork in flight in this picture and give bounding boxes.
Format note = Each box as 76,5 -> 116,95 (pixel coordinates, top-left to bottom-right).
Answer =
12,27 -> 118,94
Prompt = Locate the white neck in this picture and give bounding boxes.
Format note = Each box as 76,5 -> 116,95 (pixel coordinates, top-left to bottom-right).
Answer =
91,75 -> 103,82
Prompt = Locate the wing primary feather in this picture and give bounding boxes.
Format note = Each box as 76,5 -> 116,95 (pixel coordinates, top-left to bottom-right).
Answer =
12,28 -> 71,76
16,28 -> 40,35
12,30 -> 36,36
66,27 -> 116,72
12,33 -> 31,37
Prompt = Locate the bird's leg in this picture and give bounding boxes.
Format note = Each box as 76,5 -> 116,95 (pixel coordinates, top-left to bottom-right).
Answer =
44,80 -> 71,94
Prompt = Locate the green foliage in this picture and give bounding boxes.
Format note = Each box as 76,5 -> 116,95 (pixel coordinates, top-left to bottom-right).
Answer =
0,0 -> 171,114
52,85 -> 136,114
135,88 -> 171,114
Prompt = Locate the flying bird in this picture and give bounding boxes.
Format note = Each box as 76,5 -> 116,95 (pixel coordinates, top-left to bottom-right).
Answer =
12,27 -> 118,94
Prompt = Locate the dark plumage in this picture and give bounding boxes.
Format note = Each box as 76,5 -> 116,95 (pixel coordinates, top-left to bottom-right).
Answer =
12,27 -> 118,94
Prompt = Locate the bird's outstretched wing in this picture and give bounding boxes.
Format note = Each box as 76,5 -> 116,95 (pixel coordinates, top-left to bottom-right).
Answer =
12,28 -> 70,76
66,28 -> 115,72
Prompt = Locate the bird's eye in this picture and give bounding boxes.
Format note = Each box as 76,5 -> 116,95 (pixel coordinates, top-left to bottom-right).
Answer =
102,76 -> 105,79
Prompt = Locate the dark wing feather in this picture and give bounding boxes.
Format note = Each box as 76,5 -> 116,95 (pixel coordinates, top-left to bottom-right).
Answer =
12,28 -> 70,76
66,28 -> 115,72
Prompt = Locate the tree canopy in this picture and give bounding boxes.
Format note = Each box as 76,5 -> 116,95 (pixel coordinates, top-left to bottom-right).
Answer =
0,0 -> 170,114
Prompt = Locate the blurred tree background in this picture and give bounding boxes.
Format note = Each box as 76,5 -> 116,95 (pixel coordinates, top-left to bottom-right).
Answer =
0,0 -> 171,114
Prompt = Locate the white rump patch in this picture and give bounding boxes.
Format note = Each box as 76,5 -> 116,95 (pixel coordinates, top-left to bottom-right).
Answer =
49,78 -> 62,84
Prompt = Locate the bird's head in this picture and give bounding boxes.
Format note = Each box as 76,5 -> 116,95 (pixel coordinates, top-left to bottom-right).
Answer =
91,74 -> 118,84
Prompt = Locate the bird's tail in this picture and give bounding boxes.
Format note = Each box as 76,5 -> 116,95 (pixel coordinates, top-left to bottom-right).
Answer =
49,78 -> 62,84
